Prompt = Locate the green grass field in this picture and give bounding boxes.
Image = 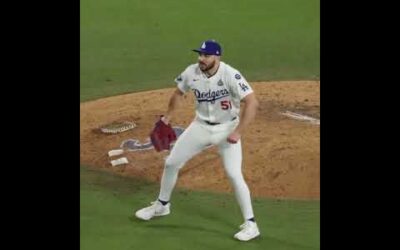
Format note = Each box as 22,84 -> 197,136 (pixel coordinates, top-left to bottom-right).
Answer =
80,0 -> 319,248
80,166 -> 319,250
80,0 -> 320,101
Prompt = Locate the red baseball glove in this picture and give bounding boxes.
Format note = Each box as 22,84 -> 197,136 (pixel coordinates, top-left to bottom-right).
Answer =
150,118 -> 177,152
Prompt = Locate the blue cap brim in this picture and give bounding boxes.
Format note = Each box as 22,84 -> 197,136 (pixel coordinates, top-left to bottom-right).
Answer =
193,49 -> 210,54
192,49 -> 219,55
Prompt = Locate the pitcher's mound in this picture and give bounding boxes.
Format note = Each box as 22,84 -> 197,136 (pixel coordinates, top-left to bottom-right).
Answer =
80,81 -> 320,199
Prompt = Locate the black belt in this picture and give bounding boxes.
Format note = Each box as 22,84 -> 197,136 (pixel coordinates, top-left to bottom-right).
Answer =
204,117 -> 237,125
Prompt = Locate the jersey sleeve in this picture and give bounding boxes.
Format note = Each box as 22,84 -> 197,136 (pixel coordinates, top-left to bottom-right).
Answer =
229,71 -> 254,100
174,66 -> 191,93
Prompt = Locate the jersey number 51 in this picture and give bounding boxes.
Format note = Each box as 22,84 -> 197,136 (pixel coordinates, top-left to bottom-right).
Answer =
221,100 -> 232,110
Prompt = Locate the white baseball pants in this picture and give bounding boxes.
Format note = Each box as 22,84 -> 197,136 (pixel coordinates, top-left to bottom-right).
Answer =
158,118 -> 255,220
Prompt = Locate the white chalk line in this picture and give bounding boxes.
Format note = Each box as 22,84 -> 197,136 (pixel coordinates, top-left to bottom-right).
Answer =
280,111 -> 320,125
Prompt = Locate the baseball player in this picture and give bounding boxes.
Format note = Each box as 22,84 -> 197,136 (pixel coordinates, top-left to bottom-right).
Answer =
135,40 -> 260,241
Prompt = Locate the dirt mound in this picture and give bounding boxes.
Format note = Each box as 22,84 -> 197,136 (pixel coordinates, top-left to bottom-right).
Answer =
80,81 -> 320,199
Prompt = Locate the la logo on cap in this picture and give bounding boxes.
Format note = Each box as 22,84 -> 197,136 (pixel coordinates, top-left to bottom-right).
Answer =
201,42 -> 206,49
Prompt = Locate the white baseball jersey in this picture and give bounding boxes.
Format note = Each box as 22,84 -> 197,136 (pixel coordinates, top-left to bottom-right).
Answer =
174,61 -> 253,124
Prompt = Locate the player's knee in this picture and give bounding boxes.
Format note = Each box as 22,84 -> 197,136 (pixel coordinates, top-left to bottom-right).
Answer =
227,173 -> 246,185
165,156 -> 183,170
225,169 -> 240,180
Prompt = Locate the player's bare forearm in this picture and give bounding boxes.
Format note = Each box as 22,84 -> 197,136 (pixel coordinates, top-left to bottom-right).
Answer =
234,93 -> 259,134
163,88 -> 184,124
227,94 -> 258,144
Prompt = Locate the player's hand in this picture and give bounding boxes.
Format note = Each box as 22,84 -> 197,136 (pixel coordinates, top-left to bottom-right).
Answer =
227,131 -> 241,144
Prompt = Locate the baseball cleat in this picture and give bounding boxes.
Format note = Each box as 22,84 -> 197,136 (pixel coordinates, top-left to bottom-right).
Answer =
234,221 -> 260,241
135,200 -> 170,220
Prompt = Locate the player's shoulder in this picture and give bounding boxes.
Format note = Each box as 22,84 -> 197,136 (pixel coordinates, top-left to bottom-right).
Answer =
220,61 -> 244,80
182,63 -> 201,76
175,64 -> 200,83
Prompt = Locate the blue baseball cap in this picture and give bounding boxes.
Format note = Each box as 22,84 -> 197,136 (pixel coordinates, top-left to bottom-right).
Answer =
192,40 -> 222,56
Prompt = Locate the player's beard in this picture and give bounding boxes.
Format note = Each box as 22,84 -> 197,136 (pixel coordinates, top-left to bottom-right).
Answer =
199,60 -> 215,72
